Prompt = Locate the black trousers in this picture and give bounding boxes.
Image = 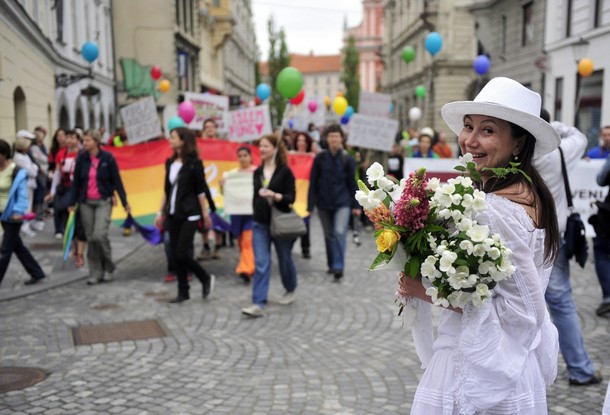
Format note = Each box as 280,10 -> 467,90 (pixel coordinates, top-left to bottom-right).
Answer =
0,221 -> 45,285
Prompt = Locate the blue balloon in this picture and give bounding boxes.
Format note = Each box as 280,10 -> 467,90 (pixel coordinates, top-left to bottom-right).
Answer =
81,41 -> 99,63
389,102 -> 395,113
168,115 -> 186,132
344,106 -> 354,118
256,83 -> 271,101
288,119 -> 294,129
340,115 -> 350,125
425,32 -> 443,57
473,55 -> 491,75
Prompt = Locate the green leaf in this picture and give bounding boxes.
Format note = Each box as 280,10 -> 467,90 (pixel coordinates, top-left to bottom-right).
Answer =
407,256 -> 421,278
454,165 -> 466,172
370,251 -> 391,269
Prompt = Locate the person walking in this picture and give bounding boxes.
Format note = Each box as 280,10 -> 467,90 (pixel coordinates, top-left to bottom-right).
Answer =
589,153 -> 610,316
68,130 -> 130,285
0,139 -> 46,286
13,132 -> 38,237
400,77 -> 560,413
29,126 -> 49,231
586,125 -> 610,159
534,110 -> 602,386
307,123 -> 360,281
241,134 -> 298,317
154,127 -> 215,303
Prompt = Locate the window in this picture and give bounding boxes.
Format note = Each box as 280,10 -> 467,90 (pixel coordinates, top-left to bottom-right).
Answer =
575,70 -> 603,149
522,2 -> 533,46
71,0 -> 78,47
501,15 -> 507,54
54,0 -> 64,42
594,0 -> 603,28
566,0 -> 573,37
554,77 -> 563,121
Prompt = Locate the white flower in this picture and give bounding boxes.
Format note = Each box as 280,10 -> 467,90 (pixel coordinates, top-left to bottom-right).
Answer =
471,284 -> 491,307
355,188 -> 385,210
466,224 -> 489,243
447,265 -> 477,289
377,176 -> 395,192
427,234 -> 438,250
459,153 -> 473,165
461,193 -> 474,209
459,239 -> 474,255
461,176 -> 473,188
497,257 -> 516,275
388,184 -> 405,202
478,261 -> 494,275
421,261 -> 441,281
426,286 -> 439,302
448,290 -> 470,308
440,183 -> 456,195
472,190 -> 487,211
439,250 -> 458,273
451,210 -> 464,222
435,244 -> 447,255
488,247 -> 501,260
438,208 -> 452,219
451,193 -> 463,206
434,192 -> 453,208
366,162 -> 385,185
457,218 -> 473,232
472,243 -> 487,257
426,177 -> 441,192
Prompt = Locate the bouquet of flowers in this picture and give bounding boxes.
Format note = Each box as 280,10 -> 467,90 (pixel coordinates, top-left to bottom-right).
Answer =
355,154 -> 517,313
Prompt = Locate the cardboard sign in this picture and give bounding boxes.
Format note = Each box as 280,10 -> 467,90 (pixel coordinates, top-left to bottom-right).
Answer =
228,105 -> 272,142
119,96 -> 162,144
358,91 -> 392,118
348,114 -> 398,152
222,171 -> 254,215
184,92 -> 229,133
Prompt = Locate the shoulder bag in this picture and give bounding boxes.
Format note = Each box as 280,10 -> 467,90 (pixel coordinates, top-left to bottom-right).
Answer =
559,147 -> 588,268
270,204 -> 306,240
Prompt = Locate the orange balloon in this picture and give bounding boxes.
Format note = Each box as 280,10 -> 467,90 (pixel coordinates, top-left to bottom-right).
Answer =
336,91 -> 344,97
159,79 -> 171,93
578,58 -> 594,78
324,96 -> 331,107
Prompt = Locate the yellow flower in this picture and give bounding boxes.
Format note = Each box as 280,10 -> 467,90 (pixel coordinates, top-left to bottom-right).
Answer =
376,229 -> 400,252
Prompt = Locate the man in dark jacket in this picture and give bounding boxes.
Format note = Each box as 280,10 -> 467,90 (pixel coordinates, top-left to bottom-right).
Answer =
308,124 -> 360,280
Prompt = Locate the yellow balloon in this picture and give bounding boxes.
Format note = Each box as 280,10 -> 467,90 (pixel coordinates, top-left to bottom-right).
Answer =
578,58 -> 594,77
324,96 -> 331,107
333,96 -> 348,115
159,79 -> 171,93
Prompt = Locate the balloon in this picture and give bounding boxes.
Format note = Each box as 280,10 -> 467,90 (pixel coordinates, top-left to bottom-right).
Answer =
402,46 -> 415,63
290,89 -> 305,105
408,107 -> 422,122
344,106 -> 354,118
113,136 -> 124,148
336,91 -> 344,97
340,115 -> 350,125
178,101 -> 195,124
288,119 -> 294,129
307,100 -> 318,113
473,55 -> 491,75
255,83 -> 271,101
389,102 -> 395,113
248,100 -> 256,107
415,85 -> 427,98
333,96 -> 348,115
159,79 -> 171,93
425,32 -> 443,56
276,67 -> 304,99
324,96 -> 331,107
255,96 -> 262,105
81,41 -> 99,63
168,115 -> 186,131
150,66 -> 162,80
578,58 -> 594,77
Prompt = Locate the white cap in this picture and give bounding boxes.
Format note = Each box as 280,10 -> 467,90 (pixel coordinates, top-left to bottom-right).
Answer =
16,130 -> 35,139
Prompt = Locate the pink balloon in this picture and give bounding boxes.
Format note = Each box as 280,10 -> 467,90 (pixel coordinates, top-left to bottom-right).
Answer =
178,101 -> 196,124
307,100 -> 318,113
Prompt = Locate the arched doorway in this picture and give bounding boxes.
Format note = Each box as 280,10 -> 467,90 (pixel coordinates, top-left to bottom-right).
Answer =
59,106 -> 69,130
13,87 -> 27,131
89,109 -> 95,130
75,107 -> 84,129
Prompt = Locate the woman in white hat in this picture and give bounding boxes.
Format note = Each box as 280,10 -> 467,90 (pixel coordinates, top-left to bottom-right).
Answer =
399,77 -> 561,414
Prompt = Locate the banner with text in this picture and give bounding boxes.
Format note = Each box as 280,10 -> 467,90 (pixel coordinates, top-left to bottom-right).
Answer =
348,114 -> 399,152
358,91 -> 392,118
228,105 -> 272,142
120,96 -> 162,144
184,92 -> 229,133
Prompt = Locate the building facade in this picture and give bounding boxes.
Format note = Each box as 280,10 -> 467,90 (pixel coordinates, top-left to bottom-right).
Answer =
199,0 -> 232,94
344,0 -> 384,93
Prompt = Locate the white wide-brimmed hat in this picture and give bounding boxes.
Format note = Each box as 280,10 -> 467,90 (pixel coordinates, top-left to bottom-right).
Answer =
441,77 -> 560,158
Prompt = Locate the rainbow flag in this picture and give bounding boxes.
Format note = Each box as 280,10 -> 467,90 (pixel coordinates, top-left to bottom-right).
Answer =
106,139 -> 314,225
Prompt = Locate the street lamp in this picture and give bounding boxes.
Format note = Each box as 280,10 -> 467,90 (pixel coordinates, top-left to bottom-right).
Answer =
571,37 -> 589,63
572,37 -> 590,126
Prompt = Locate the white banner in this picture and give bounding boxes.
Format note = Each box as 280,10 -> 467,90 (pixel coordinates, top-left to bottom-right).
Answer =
358,91 -> 392,118
228,105 -> 272,142
119,96 -> 162,144
403,158 -> 608,236
222,171 -> 254,215
184,92 -> 229,134
348,114 -> 399,152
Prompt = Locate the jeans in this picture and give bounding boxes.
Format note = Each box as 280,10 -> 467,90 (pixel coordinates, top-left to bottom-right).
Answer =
251,221 -> 297,307
0,221 -> 45,285
593,235 -> 610,303
80,199 -> 114,281
545,241 -> 596,381
318,206 -> 351,271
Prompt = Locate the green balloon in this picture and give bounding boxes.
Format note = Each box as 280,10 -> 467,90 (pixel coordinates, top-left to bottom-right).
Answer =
276,67 -> 304,99
415,85 -> 427,98
402,46 -> 415,63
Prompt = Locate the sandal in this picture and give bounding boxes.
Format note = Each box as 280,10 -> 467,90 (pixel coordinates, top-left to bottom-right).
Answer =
74,253 -> 85,268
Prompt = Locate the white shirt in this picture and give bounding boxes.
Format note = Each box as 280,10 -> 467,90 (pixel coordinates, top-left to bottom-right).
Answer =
168,161 -> 182,215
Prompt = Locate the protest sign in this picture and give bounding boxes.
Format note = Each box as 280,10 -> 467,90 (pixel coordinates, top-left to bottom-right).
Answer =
184,92 -> 229,134
228,105 -> 272,142
348,114 -> 398,152
358,91 -> 392,118
222,171 -> 255,215
119,96 -> 162,144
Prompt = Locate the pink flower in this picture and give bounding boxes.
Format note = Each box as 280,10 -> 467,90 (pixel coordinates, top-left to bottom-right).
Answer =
394,169 -> 430,233
365,204 -> 391,229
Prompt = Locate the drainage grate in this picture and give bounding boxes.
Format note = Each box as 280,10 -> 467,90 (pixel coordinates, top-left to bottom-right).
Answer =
91,303 -> 120,311
0,367 -> 47,393
72,319 -> 167,345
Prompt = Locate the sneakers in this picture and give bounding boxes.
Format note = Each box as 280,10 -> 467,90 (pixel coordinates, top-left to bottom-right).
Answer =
54,232 -> 63,240
168,296 -> 189,304
203,274 -> 215,299
24,275 -> 46,285
164,274 -> 177,283
102,272 -> 114,283
86,277 -> 101,285
569,370 -> 603,386
596,302 -> 610,317
20,222 -> 36,238
333,270 -> 344,282
353,232 -> 361,246
31,220 -> 45,232
278,291 -> 295,305
241,304 -> 265,317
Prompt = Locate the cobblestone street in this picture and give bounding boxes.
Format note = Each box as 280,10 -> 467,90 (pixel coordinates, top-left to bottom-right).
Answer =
1,216 -> 609,414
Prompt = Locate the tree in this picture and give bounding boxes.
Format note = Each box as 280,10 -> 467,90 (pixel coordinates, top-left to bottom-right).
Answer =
342,35 -> 360,111
266,16 -> 291,127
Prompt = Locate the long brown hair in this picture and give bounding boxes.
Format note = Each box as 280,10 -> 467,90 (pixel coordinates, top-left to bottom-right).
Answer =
170,127 -> 199,162
260,133 -> 287,166
481,124 -> 559,263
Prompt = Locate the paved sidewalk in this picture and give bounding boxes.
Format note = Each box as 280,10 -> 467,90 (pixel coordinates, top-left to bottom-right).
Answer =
0,217 -> 145,301
0,215 -> 609,414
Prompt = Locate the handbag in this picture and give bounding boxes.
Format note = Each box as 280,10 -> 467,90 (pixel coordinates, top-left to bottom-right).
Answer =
559,147 -> 588,268
270,204 -> 306,239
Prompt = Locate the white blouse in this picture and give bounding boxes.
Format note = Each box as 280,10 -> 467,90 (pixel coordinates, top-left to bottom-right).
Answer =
410,193 -> 559,414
